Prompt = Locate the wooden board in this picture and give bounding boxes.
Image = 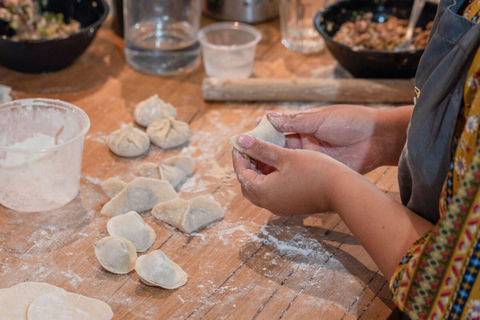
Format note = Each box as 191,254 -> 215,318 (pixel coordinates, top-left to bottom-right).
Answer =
0,17 -> 404,320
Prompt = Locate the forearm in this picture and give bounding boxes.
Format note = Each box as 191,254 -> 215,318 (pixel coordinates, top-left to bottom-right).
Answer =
327,166 -> 433,279
375,105 -> 414,166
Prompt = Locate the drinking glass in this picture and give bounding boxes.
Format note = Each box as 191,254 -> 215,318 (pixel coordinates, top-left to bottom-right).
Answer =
279,0 -> 326,53
124,0 -> 201,75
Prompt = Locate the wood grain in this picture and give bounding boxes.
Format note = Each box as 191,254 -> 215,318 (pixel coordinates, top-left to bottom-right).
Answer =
0,16 -> 403,320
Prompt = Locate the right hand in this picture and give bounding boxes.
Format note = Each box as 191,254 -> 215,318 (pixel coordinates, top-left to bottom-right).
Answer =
266,105 -> 412,174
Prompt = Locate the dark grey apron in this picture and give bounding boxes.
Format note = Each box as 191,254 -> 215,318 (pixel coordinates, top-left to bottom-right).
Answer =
398,0 -> 480,225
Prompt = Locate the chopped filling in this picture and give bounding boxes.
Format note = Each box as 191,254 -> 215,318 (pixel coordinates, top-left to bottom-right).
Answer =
332,12 -> 433,51
0,0 -> 81,40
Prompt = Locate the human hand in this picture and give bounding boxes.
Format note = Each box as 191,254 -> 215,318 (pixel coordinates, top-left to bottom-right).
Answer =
232,134 -> 353,216
266,105 -> 412,174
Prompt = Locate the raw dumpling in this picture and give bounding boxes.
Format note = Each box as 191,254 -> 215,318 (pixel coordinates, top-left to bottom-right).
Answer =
94,236 -> 137,274
134,94 -> 177,127
101,178 -> 127,199
152,197 -> 224,233
101,177 -> 179,218
0,282 -> 66,320
135,250 -> 188,289
136,162 -> 161,180
108,124 -> 150,157
147,118 -> 190,149
231,115 -> 285,153
163,156 -> 196,174
27,291 -> 113,320
107,211 -> 156,252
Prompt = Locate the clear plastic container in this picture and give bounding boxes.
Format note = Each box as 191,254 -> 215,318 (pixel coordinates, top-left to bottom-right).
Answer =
198,22 -> 262,79
0,99 -> 90,212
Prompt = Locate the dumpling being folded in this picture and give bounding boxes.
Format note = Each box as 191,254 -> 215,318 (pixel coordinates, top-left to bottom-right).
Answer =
107,211 -> 156,252
230,115 -> 285,154
108,124 -> 150,157
94,236 -> 137,274
152,197 -> 224,233
101,177 -> 179,218
134,94 -> 177,127
147,118 -> 190,149
135,250 -> 188,289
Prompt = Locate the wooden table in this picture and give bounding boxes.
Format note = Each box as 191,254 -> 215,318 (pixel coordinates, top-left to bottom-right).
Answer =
0,17 -> 401,320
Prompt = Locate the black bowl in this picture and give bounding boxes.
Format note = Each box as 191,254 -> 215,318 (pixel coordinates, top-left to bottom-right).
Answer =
314,0 -> 438,78
0,0 -> 108,73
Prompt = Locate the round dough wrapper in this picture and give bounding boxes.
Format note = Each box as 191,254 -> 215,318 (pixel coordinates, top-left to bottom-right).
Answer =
134,94 -> 177,127
107,211 -> 156,252
94,236 -> 137,274
147,118 -> 190,149
27,291 -> 113,320
108,124 -> 150,157
135,250 -> 188,289
0,282 -> 66,320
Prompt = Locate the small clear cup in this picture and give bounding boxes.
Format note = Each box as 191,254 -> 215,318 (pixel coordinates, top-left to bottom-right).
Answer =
198,22 -> 262,79
0,99 -> 90,212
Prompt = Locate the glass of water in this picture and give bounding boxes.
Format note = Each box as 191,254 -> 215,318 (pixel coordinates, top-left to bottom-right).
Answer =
279,0 -> 326,54
124,0 -> 201,75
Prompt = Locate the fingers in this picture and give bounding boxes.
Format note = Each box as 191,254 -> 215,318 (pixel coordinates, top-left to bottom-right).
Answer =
284,134 -> 303,149
236,134 -> 285,168
232,149 -> 265,206
266,110 -> 325,134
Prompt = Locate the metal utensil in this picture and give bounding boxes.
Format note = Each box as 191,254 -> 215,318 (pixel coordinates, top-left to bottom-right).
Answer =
394,0 -> 426,51
202,0 -> 279,24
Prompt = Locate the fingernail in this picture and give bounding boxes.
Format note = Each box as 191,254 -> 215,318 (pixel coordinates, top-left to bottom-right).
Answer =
266,111 -> 282,117
238,134 -> 255,149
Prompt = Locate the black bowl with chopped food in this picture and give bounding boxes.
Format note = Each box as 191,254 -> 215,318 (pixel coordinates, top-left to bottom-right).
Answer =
0,0 -> 108,73
314,0 -> 438,78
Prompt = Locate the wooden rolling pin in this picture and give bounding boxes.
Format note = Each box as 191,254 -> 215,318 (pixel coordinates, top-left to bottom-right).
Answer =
202,78 -> 415,103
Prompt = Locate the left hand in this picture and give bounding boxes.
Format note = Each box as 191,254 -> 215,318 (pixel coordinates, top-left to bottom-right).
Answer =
232,134 -> 352,216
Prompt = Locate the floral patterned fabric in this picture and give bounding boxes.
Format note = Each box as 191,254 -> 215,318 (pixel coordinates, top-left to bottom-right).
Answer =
389,2 -> 480,319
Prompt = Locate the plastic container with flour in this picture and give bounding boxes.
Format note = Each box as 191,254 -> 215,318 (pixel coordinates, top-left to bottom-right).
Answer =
0,99 -> 90,212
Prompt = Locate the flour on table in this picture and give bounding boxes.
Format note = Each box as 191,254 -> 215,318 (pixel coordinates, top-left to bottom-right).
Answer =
0,84 -> 12,103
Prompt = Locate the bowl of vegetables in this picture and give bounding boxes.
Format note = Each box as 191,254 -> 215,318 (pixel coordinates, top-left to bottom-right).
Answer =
314,0 -> 437,78
0,0 -> 108,73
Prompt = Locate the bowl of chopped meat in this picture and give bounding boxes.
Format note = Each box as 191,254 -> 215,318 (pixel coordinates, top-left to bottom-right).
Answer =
314,0 -> 437,78
0,0 -> 108,73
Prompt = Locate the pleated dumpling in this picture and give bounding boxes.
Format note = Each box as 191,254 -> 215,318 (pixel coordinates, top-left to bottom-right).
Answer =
107,211 -> 156,252
94,236 -> 137,274
134,94 -> 177,127
152,197 -> 224,233
147,118 -> 190,149
101,178 -> 127,199
231,115 -> 285,154
135,250 -> 188,289
108,124 -> 150,157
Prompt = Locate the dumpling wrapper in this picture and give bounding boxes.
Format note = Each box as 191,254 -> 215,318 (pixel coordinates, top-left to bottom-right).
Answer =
147,118 -> 190,149
101,178 -> 127,199
136,162 -> 161,180
135,250 -> 188,289
0,282 -> 66,320
230,115 -> 285,154
27,291 -> 113,320
137,156 -> 195,191
108,124 -> 150,158
101,177 -> 179,217
134,94 -> 177,127
94,236 -> 137,274
152,197 -> 224,233
107,211 -> 156,252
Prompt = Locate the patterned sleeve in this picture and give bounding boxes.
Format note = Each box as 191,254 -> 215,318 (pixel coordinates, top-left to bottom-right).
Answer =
388,45 -> 480,319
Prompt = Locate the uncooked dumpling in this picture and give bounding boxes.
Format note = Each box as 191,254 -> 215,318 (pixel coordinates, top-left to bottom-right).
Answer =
108,124 -> 150,157
134,94 -> 177,127
27,291 -> 113,320
147,118 -> 190,149
107,211 -> 156,252
94,236 -> 137,274
231,115 -> 285,153
0,282 -> 66,320
137,156 -> 195,190
101,177 -> 179,218
135,250 -> 188,289
101,178 -> 127,199
163,156 -> 196,174
152,197 -> 224,233
136,162 -> 161,180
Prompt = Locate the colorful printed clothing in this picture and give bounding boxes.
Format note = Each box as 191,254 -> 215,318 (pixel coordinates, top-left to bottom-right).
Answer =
389,2 -> 480,319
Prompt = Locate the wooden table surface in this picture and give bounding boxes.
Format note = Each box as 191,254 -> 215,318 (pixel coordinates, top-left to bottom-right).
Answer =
0,16 -> 402,320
